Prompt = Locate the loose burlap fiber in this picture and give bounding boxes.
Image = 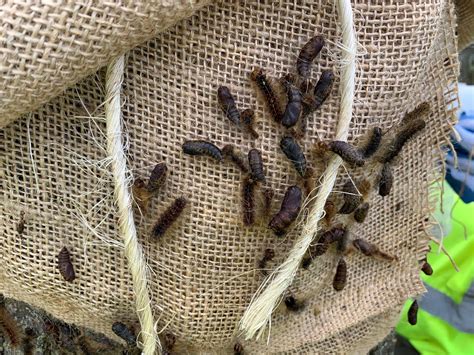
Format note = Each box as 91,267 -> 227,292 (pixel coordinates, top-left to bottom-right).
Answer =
0,0 -> 460,353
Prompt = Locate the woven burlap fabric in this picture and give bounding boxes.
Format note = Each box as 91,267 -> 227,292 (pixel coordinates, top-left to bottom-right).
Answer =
0,0 -> 459,353
0,0 -> 212,128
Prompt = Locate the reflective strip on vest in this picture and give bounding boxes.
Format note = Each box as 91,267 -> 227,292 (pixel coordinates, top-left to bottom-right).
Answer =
420,282 -> 474,334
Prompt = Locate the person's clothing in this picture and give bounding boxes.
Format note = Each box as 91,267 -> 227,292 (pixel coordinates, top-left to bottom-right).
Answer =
446,83 -> 474,204
396,183 -> 474,355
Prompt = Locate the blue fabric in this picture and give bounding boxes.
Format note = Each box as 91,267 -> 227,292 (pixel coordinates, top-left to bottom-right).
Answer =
446,84 -> 474,203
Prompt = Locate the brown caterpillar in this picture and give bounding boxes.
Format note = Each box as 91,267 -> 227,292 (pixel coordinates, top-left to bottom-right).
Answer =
241,108 -> 259,139
16,211 -> 26,235
339,180 -> 363,214
297,35 -> 325,81
222,144 -> 249,173
162,332 -> 176,353
242,176 -> 256,226
380,119 -> 426,163
250,67 -> 282,122
352,238 -> 396,262
182,140 -> 223,161
111,322 -> 136,346
151,197 -> 188,239
280,136 -> 307,177
302,70 -> 334,117
147,162 -> 167,192
248,149 -> 266,183
0,297 -> 22,348
353,202 -> 369,223
359,127 -> 383,158
284,295 -> 306,312
269,186 -> 302,236
281,83 -> 303,128
421,261 -> 433,276
58,247 -> 76,282
217,86 -> 240,126
378,163 -> 394,197
333,257 -> 347,291
302,227 -> 345,268
258,248 -> 275,275
407,300 -> 419,325
328,141 -> 365,167
234,342 -> 244,355
403,102 -> 430,124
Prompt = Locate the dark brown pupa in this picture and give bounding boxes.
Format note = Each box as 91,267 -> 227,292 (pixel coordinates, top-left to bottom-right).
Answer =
234,342 -> 244,355
302,70 -> 335,117
421,261 -> 433,276
339,180 -> 363,214
182,140 -> 223,161
222,144 -> 249,173
280,136 -> 307,177
111,322 -> 136,346
310,70 -> 334,108
352,238 -> 396,262
333,257 -> 347,291
305,233 -> 330,261
303,228 -> 345,268
284,295 -> 306,312
217,86 -> 240,126
379,163 -> 394,197
58,247 -> 76,282
151,197 -> 188,239
269,186 -> 302,236
328,141 -> 365,167
407,300 -> 419,325
241,108 -> 259,139
147,162 -> 167,192
248,149 -> 265,183
297,35 -> 325,80
258,248 -> 275,275
242,176 -> 256,226
16,211 -> 26,235
353,202 -> 370,223
250,67 -> 283,122
380,119 -> 426,164
359,127 -> 383,158
281,83 -> 303,128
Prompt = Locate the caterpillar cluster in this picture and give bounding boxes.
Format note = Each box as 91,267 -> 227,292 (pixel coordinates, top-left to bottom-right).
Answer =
113,35 -> 432,347
298,103 -> 430,325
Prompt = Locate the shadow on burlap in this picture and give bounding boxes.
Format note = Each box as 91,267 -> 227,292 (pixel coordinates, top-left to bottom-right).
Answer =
0,1 -> 459,353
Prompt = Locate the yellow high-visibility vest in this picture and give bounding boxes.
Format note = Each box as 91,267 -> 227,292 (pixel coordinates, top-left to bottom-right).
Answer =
397,183 -> 474,355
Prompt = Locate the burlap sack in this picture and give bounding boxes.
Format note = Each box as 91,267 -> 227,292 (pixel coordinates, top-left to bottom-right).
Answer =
0,0 -> 460,353
0,0 -> 212,128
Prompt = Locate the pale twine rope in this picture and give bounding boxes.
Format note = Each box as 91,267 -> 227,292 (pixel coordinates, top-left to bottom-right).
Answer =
105,56 -> 159,354
239,0 -> 357,340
